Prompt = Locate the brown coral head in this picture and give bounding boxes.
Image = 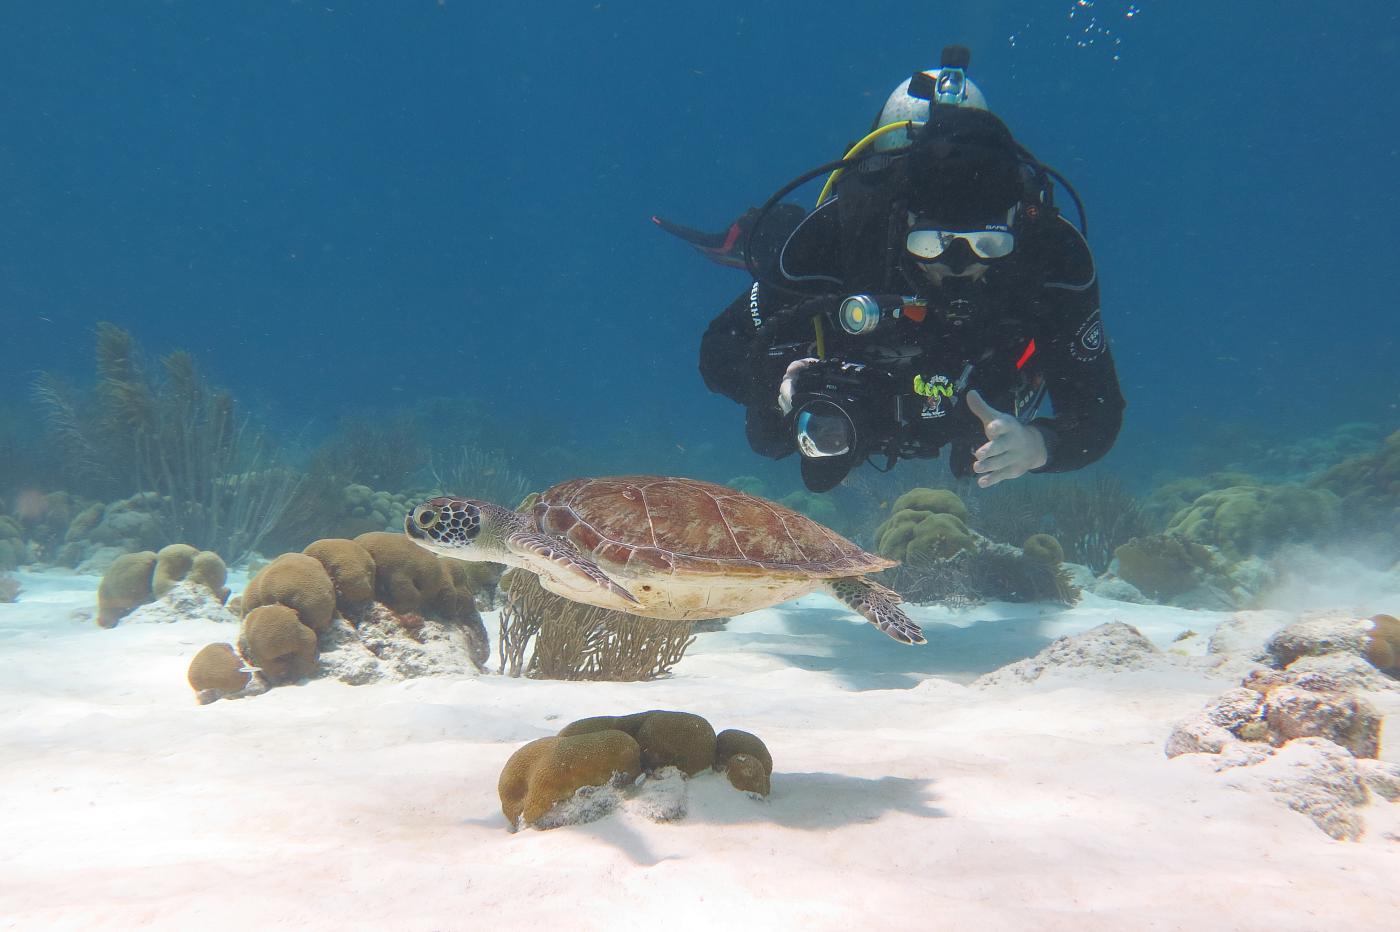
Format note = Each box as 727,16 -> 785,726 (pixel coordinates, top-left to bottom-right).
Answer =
1366,614 -> 1400,674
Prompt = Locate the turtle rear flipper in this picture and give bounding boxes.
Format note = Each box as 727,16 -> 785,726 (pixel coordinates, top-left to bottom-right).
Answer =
822,576 -> 925,645
506,530 -> 641,608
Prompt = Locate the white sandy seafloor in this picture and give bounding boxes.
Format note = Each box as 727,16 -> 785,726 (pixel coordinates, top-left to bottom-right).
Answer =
2,558 -> 1400,932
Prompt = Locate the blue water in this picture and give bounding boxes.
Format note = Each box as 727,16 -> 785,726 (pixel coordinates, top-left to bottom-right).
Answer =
2,1 -> 1397,494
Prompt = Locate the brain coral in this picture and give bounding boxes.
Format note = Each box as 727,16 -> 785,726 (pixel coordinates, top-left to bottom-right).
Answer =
354,531 -> 449,614
96,550 -> 158,627
241,552 -> 336,634
1310,429 -> 1400,532
302,538 -> 377,610
1166,484 -> 1340,561
152,543 -> 229,602
715,728 -> 773,776
187,642 -> 251,704
560,710 -> 716,776
239,604 -> 318,684
498,730 -> 642,828
1366,614 -> 1400,675
1113,535 -> 1219,601
0,515 -> 23,570
723,753 -> 771,797
890,488 -> 970,523
874,488 -> 974,563
1022,533 -> 1065,566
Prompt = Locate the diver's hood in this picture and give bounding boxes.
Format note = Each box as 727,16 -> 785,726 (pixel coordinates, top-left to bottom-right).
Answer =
905,105 -> 1023,225
770,105 -> 1026,293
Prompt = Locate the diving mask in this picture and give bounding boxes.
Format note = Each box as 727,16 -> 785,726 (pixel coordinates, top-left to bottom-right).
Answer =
906,225 -> 1015,261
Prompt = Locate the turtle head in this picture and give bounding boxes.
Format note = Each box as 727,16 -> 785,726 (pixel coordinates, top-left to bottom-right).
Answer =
405,497 -> 489,559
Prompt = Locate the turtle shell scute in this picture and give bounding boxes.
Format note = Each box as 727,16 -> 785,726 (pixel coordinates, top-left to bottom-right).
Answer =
531,476 -> 892,578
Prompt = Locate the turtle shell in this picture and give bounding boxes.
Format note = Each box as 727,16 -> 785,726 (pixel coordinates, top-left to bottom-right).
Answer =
531,475 -> 895,579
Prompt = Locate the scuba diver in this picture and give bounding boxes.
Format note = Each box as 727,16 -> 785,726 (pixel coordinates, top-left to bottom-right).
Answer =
656,45 -> 1125,493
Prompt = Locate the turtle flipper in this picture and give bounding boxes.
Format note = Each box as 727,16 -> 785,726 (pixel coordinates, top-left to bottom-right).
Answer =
505,530 -> 641,607
821,576 -> 925,645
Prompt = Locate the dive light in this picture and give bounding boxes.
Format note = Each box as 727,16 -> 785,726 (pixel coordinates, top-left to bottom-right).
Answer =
836,294 -> 926,335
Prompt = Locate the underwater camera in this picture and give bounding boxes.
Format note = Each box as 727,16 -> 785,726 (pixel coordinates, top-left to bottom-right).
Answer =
789,359 -> 906,492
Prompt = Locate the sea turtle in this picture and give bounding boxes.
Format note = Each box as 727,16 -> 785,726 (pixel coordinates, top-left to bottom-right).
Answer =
404,475 -> 924,645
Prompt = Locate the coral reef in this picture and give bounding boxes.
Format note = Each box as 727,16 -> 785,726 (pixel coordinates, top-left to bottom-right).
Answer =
1112,534 -> 1222,602
1165,484 -> 1340,561
1139,472 -> 1256,532
969,474 -> 1149,572
497,569 -> 695,681
189,535 -> 490,701
502,711 -> 773,830
880,527 -> 1080,608
32,323 -> 301,563
1309,428 -> 1400,545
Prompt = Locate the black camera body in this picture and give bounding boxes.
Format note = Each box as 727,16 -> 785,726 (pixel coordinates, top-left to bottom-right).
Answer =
789,358 -> 901,457
788,354 -> 957,494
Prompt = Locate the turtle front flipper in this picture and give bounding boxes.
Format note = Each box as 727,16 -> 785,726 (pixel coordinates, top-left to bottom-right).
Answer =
505,530 -> 641,609
822,576 -> 925,645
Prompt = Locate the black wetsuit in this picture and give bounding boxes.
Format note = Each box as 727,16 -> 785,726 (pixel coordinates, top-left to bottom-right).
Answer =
699,205 -> 1126,479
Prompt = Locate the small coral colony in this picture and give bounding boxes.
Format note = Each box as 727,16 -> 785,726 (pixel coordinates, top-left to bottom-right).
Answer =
2,325 -> 1397,830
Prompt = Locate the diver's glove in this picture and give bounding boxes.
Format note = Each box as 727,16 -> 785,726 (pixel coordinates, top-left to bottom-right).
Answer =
777,357 -> 821,415
965,390 -> 1048,487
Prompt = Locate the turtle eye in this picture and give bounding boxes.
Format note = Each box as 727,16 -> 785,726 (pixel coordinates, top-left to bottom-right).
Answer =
413,505 -> 440,530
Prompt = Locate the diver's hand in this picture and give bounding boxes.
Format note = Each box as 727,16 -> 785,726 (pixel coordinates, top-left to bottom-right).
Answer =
777,357 -> 820,414
965,390 -> 1048,487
